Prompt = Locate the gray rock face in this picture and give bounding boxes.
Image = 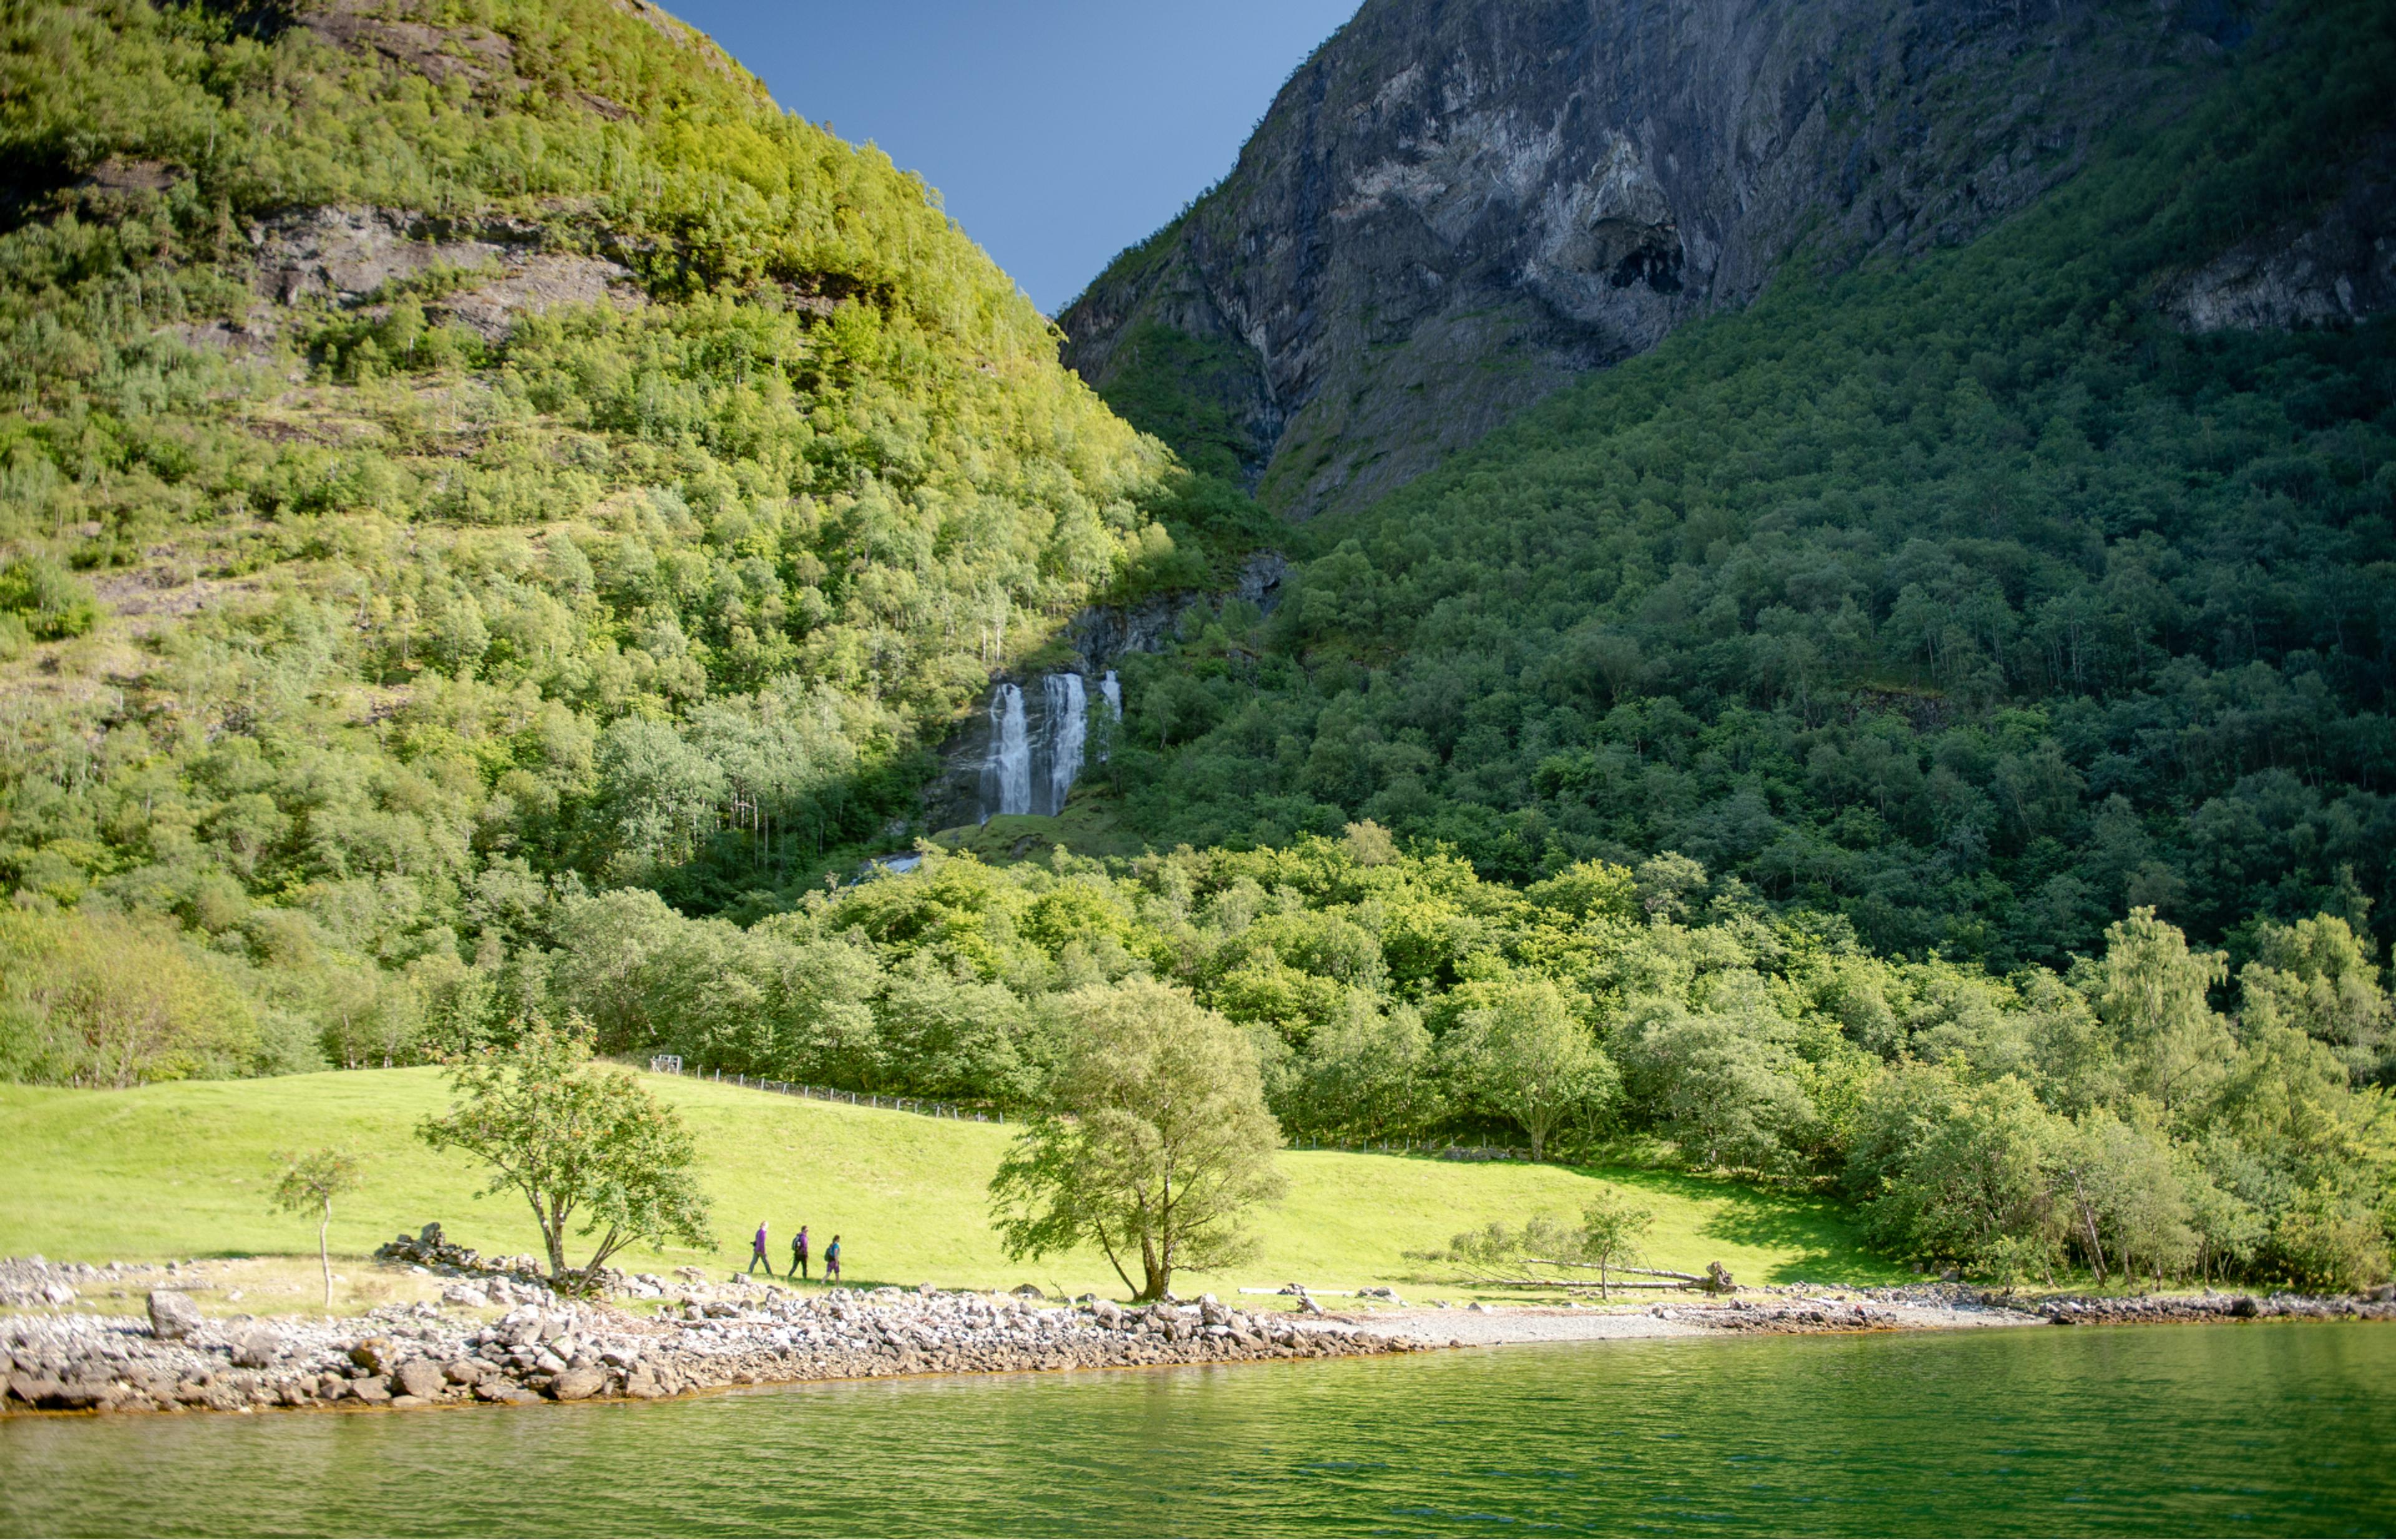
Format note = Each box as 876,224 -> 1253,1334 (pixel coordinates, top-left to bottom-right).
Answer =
248,207 -> 642,341
145,1290 -> 203,1341
2163,130 -> 2396,332
1061,0 -> 2265,518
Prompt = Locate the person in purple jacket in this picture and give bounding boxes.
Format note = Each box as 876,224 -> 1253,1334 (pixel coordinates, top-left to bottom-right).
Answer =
746,1220 -> 772,1274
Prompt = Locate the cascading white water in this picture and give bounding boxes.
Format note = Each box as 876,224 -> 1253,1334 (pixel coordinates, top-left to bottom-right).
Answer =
1043,673 -> 1086,816
980,683 -> 1031,820
978,671 -> 1118,821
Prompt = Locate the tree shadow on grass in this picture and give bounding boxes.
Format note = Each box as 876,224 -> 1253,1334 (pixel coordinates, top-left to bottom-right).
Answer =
1558,1164 -> 1899,1285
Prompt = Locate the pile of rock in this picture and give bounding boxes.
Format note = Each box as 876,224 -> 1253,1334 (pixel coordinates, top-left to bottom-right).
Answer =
2027,1290 -> 2396,1326
2,1279 -> 1424,1419
371,1224 -> 674,1303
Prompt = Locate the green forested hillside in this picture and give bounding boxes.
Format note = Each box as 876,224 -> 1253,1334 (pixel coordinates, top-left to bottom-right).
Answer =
2,0 -> 2393,1295
0,0 -> 1253,1072
1103,0 -> 2396,972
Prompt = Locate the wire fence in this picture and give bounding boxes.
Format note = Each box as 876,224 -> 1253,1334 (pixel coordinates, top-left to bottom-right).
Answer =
1296,1137 -> 1533,1162
651,1063 -> 1006,1124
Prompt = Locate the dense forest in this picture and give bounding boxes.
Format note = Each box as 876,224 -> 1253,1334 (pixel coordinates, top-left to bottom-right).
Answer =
1098,0 -> 2396,973
1,0 -> 2392,1291
0,0 -> 1252,1069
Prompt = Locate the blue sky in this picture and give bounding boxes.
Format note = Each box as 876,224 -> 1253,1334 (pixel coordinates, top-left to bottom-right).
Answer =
665,1 -> 1361,314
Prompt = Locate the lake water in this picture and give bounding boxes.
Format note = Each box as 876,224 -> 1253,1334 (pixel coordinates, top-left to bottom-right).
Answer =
3,1322 -> 2390,1536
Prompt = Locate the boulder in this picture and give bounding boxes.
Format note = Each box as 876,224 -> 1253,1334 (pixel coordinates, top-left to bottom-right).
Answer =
230,1329 -> 281,1368
347,1338 -> 397,1375
349,1378 -> 392,1405
441,1358 -> 486,1386
147,1289 -> 205,1341
474,1380 -> 539,1405
2231,1295 -> 2260,1318
394,1359 -> 446,1399
9,1374 -> 64,1406
441,1283 -> 491,1309
548,1368 -> 607,1402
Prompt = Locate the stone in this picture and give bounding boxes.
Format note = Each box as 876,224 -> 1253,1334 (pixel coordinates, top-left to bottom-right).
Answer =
348,1378 -> 392,1405
475,1380 -> 538,1405
147,1289 -> 205,1341
394,1359 -> 446,1400
533,1348 -> 569,1375
441,1358 -> 486,1386
548,1368 -> 606,1401
348,1338 -> 397,1375
9,1374 -> 64,1406
230,1329 -> 281,1369
2231,1295 -> 2261,1318
441,1283 -> 490,1309
624,1367 -> 665,1399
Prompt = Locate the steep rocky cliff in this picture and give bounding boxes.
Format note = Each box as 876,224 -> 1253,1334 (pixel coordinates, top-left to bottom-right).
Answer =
1059,0 -> 2320,518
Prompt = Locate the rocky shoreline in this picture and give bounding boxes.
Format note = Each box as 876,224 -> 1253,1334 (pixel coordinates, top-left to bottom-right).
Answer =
6,1254 -> 2393,1418
0,1257 -> 1432,1418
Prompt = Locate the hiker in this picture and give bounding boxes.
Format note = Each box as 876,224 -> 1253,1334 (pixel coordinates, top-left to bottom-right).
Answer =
789,1224 -> 811,1281
746,1220 -> 772,1275
824,1234 -> 842,1284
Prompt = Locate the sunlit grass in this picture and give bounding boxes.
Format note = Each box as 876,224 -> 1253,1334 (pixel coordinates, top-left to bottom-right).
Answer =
0,1069 -> 1900,1304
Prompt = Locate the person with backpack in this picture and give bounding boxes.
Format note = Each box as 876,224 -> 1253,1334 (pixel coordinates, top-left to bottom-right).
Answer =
824,1234 -> 842,1284
746,1220 -> 772,1275
789,1224 -> 811,1281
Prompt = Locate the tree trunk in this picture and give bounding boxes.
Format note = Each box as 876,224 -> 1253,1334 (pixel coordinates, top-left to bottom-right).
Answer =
318,1202 -> 333,1310
1138,1229 -> 1167,1302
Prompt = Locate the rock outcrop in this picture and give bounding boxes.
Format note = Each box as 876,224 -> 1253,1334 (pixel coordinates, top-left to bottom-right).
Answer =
1059,0 -> 2297,518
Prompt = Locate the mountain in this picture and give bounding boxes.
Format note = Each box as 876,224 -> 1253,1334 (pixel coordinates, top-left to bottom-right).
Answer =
1059,0 -> 2393,518
1087,0 -> 2396,970
0,0 -> 1253,1073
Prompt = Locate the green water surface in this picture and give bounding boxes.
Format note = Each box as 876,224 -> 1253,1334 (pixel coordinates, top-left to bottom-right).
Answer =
3,1322 -> 2390,1536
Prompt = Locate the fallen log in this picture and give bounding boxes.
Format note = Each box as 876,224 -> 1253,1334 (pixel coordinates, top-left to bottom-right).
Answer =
1523,1259 -> 1703,1282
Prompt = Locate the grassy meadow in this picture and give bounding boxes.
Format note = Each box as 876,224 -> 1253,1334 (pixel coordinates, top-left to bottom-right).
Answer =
0,1070 -> 1899,1303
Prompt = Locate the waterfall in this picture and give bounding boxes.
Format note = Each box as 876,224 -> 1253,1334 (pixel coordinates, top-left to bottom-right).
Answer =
1096,670 -> 1122,764
980,683 -> 1031,820
976,671 -> 1113,821
1043,673 -> 1086,816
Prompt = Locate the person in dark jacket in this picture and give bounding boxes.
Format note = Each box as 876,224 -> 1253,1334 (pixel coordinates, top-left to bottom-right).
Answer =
789,1224 -> 811,1280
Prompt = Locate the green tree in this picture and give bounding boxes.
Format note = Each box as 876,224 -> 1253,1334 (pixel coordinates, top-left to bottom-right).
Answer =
1577,1190 -> 1655,1298
271,1147 -> 364,1309
417,1018 -> 712,1292
988,978 -> 1286,1300
2240,914 -> 2393,1082
1443,977 -> 1615,1160
2073,909 -> 2236,1121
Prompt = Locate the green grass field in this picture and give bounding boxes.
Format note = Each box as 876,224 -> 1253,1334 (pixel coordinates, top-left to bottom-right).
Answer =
0,1070 -> 1900,1298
